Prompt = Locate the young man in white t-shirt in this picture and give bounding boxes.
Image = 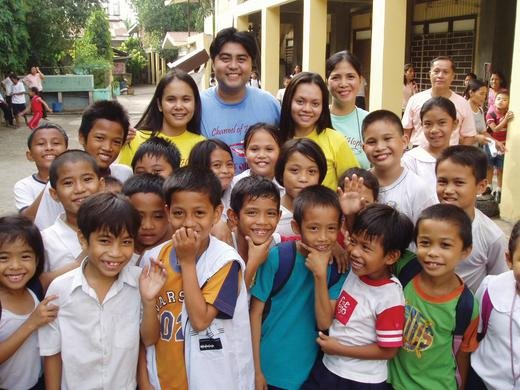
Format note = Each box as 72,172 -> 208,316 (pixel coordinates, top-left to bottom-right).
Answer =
362,110 -> 437,223
303,204 -> 413,388
436,145 -> 508,292
9,75 -> 26,127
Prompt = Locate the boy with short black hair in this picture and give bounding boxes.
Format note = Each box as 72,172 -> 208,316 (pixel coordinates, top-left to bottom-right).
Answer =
227,175 -> 282,286
435,145 -> 507,292
14,123 -> 68,219
139,167 -> 253,390
131,136 -> 181,179
250,185 -> 347,389
39,192 -> 166,390
34,100 -> 133,230
40,150 -> 104,286
362,110 -> 437,223
122,173 -> 170,258
388,203 -> 479,389
303,203 -> 413,389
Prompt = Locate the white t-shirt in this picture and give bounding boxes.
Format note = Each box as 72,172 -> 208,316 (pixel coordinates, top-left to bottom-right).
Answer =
401,147 -> 437,199
275,204 -> 294,238
229,169 -> 285,196
41,213 -> 82,272
10,82 -> 26,104
455,208 -> 508,293
1,77 -> 13,95
377,167 -> 438,223
0,290 -> 41,390
402,89 -> 476,146
323,272 -> 404,383
39,261 -> 142,390
14,174 -> 46,211
472,271 -> 520,389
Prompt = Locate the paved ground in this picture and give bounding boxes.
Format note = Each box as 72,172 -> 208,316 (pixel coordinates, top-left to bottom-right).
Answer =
0,84 -> 514,237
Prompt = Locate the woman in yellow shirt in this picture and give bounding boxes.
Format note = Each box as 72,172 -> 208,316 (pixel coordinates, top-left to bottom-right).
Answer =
279,72 -> 359,190
119,69 -> 205,167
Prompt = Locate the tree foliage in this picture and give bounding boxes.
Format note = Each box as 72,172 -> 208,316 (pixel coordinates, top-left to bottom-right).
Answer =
83,9 -> 113,61
120,37 -> 147,83
0,0 -> 102,74
131,0 -> 205,50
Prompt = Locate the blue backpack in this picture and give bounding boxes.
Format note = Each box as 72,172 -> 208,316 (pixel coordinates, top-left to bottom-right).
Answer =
262,240 -> 343,321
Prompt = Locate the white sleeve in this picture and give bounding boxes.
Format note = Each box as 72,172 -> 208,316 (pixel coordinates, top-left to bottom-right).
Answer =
13,179 -> 37,211
38,283 -> 62,356
485,234 -> 509,275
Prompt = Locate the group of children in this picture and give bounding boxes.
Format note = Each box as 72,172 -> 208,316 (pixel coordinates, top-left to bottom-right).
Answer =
0,61 -> 516,390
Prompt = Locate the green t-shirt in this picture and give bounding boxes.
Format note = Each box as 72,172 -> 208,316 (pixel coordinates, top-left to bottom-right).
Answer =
388,253 -> 479,389
331,107 -> 370,169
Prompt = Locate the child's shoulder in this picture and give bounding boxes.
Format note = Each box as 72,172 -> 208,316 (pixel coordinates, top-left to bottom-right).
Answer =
203,236 -> 244,270
472,208 -> 504,240
403,146 -> 435,163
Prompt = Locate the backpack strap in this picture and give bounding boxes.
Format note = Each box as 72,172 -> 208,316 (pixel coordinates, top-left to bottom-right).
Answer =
397,255 -> 422,288
327,260 -> 342,289
452,285 -> 475,388
262,241 -> 296,322
477,288 -> 493,341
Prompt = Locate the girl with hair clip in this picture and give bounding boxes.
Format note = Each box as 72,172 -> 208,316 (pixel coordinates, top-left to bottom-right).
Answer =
279,72 -> 358,190
326,51 -> 370,169
119,69 -> 205,167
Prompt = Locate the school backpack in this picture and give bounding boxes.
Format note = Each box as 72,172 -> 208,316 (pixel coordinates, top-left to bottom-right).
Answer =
398,256 -> 474,354
262,240 -> 343,321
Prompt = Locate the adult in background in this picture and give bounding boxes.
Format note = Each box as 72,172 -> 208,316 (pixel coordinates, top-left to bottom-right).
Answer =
403,56 -> 476,147
402,63 -> 418,112
200,27 -> 280,174
23,66 -> 45,92
326,51 -> 370,168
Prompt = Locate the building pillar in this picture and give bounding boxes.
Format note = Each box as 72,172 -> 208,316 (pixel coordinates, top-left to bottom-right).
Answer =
261,6 -> 280,96
302,0 -> 327,76
368,0 -> 406,115
154,52 -> 160,84
500,2 -> 520,221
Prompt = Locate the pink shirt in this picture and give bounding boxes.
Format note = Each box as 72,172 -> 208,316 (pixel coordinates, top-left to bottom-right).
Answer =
402,88 -> 476,146
24,73 -> 43,91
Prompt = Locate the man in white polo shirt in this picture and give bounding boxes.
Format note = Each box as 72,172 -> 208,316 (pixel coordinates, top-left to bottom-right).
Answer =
402,56 -> 476,147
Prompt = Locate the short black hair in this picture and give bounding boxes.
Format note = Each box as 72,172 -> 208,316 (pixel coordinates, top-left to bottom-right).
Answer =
230,176 -> 280,213
338,167 -> 379,202
509,220 -> 520,256
414,203 -> 472,250
420,96 -> 457,121
0,215 -> 44,284
49,149 -> 100,189
352,203 -> 414,255
131,137 -> 181,172
243,123 -> 282,150
436,145 -> 487,183
326,50 -> 363,79
280,72 -> 332,141
163,166 -> 222,208
77,192 -> 141,240
209,27 -> 257,62
293,185 -> 341,227
275,138 -> 327,187
430,56 -> 456,73
122,173 -> 165,199
362,110 -> 404,138
27,122 -> 69,149
78,100 -> 130,143
188,139 -> 233,170
104,176 -> 123,192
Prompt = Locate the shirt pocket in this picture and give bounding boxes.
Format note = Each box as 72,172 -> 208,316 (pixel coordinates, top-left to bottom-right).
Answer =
110,308 -> 140,349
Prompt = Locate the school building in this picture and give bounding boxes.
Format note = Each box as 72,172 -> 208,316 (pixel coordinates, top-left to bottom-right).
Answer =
205,0 -> 520,222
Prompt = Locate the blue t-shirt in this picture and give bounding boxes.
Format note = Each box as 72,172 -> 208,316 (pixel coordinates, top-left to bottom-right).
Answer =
200,86 -> 280,173
331,107 -> 370,169
251,244 -> 346,390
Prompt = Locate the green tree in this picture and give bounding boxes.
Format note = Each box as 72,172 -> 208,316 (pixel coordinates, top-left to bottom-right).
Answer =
0,0 -> 30,74
83,9 -> 113,61
120,37 -> 147,83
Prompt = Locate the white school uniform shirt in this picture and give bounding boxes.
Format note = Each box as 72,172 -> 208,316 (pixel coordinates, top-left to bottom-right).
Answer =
229,168 -> 285,196
182,236 -> 254,390
275,204 -> 294,238
377,167 -> 438,223
10,82 -> 25,104
401,147 -> 437,199
455,208 -> 508,293
323,272 -> 405,383
38,261 -> 142,390
41,213 -> 82,272
0,289 -> 41,390
13,174 -> 46,211
34,163 -> 133,230
472,271 -> 520,389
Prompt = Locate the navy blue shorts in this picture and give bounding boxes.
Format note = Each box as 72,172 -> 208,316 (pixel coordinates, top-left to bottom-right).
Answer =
301,358 -> 392,390
484,144 -> 504,169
